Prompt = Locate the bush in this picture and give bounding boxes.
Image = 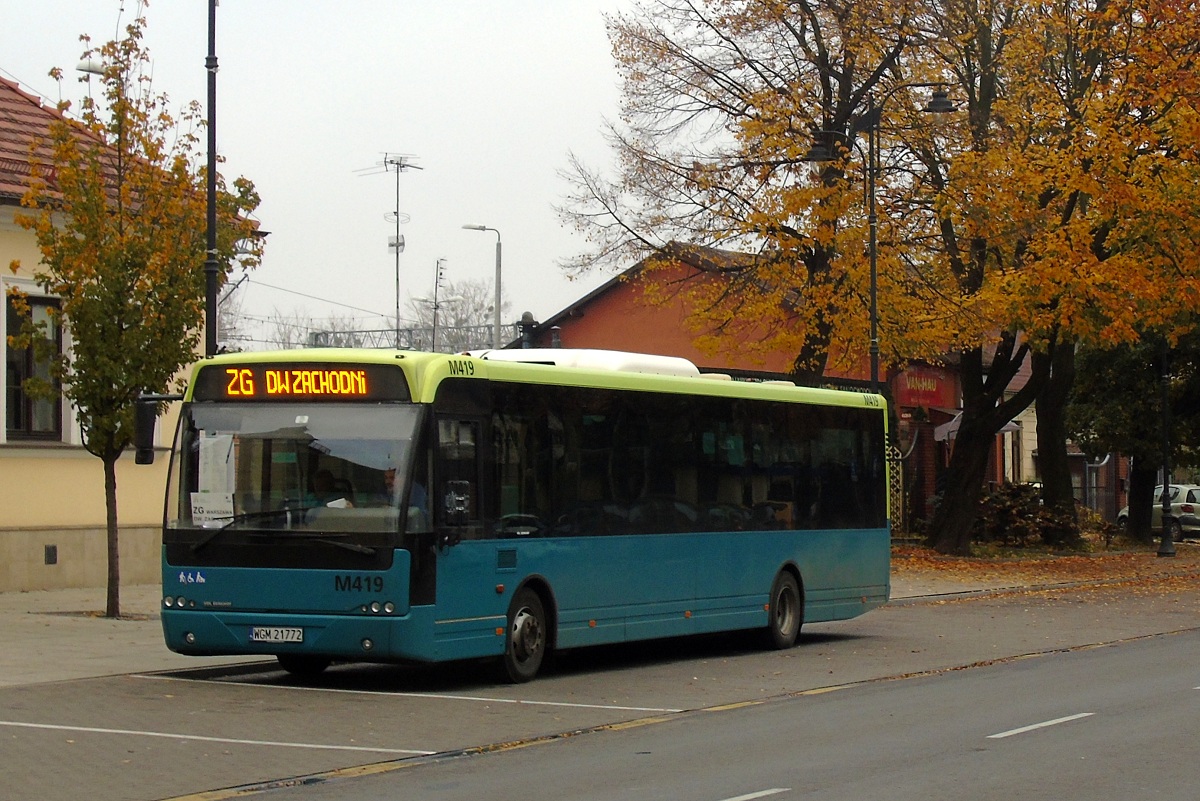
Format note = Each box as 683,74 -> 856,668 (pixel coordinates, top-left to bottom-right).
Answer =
973,483 -> 1084,550
1076,505 -> 1124,550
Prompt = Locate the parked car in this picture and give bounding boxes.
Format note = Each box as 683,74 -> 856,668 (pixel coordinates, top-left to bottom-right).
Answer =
1116,484 -> 1200,539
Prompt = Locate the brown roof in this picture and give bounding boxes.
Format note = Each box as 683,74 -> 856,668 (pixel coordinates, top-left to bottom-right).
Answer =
2,75 -> 264,243
0,76 -> 115,207
533,241 -> 766,334
0,76 -> 70,204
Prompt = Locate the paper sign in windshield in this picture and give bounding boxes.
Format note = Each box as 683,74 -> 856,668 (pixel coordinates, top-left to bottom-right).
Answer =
198,433 -> 235,494
191,492 -> 234,527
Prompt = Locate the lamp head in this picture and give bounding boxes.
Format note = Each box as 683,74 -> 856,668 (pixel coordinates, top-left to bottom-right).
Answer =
802,132 -> 844,179
76,58 -> 105,76
802,142 -> 837,164
923,88 -> 957,114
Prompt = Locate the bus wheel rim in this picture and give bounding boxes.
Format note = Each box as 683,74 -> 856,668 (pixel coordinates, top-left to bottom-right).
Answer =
776,588 -> 795,633
512,608 -> 542,662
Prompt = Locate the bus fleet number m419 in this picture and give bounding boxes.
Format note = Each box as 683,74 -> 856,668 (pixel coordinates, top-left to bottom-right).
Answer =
335,575 -> 385,593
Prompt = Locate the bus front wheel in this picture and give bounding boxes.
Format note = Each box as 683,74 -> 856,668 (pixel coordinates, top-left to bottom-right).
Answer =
277,654 -> 331,677
502,588 -> 547,683
764,571 -> 802,649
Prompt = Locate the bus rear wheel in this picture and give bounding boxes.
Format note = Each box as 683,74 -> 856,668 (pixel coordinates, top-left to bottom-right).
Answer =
764,571 -> 802,649
502,588 -> 547,683
277,654 -> 331,677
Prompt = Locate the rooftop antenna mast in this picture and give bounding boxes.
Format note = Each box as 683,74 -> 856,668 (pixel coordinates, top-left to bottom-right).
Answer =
357,153 -> 422,348
432,258 -> 447,352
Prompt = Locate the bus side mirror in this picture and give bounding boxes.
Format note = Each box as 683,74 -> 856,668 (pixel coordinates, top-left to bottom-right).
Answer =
133,392 -> 183,465
134,397 -> 158,465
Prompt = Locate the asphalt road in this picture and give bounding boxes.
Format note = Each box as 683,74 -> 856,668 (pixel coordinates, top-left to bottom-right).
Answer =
278,629 -> 1200,801
2,581 -> 1197,801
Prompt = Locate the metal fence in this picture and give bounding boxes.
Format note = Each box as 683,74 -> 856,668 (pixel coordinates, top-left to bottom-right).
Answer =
888,444 -> 905,534
307,325 -> 516,353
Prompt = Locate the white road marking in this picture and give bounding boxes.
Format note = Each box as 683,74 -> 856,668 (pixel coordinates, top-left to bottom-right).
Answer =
720,790 -> 791,801
135,673 -> 684,713
0,720 -> 433,755
987,712 -> 1095,739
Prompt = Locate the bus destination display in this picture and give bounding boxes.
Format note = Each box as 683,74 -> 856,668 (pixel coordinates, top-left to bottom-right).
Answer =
192,362 -> 410,402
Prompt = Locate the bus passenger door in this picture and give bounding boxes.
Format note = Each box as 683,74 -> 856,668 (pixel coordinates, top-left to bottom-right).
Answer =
432,417 -> 497,633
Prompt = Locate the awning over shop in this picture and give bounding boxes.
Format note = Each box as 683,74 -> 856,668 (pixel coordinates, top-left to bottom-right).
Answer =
934,412 -> 1021,442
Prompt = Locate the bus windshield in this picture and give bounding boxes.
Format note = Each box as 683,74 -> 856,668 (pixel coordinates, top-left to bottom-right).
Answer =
167,402 -> 425,544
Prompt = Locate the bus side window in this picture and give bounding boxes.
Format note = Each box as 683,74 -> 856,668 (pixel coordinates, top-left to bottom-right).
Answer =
436,419 -> 481,541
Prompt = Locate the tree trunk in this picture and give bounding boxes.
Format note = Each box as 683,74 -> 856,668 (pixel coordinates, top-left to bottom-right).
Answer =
1035,342 -> 1077,521
927,336 -> 1049,555
928,415 -> 996,555
791,342 -> 830,386
1126,460 -> 1158,544
103,453 -> 121,619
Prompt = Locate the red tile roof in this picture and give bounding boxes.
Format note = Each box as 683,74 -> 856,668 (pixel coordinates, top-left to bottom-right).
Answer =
0,76 -> 66,203
0,76 -> 112,206
2,75 -> 264,243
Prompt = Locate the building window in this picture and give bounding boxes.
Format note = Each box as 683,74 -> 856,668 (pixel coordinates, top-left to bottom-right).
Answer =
6,295 -> 62,439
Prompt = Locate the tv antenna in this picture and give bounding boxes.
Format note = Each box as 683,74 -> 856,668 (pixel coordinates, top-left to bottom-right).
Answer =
357,153 -> 423,347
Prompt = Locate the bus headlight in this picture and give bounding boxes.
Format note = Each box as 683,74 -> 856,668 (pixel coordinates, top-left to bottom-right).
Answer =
163,597 -> 174,608
370,601 -> 381,614
383,602 -> 395,614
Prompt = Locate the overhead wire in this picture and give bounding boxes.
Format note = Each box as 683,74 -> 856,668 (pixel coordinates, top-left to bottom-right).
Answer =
242,279 -> 390,318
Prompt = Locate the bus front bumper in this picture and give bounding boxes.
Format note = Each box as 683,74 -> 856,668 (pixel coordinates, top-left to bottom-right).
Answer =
161,607 -> 435,663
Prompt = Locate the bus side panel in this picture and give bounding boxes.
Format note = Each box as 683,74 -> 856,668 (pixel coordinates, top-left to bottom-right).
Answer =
680,527 -> 891,630
430,528 -> 890,654
780,527 -> 892,622
432,533 -> 698,653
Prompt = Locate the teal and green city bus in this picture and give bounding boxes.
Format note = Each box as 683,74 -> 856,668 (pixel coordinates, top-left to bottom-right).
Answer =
139,348 -> 890,682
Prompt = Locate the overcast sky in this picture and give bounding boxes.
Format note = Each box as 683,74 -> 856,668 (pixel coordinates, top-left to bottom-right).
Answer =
4,1 -> 631,348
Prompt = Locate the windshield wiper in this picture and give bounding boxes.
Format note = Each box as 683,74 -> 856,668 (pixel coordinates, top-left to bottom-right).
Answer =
248,531 -> 377,555
190,506 -> 311,554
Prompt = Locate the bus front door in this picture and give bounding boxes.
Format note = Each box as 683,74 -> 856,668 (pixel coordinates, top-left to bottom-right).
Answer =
429,418 -> 502,658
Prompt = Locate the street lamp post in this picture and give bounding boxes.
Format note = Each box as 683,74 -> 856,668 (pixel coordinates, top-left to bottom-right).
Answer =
1159,339 -> 1177,557
462,224 -> 502,348
204,0 -> 219,357
87,2 -> 221,355
804,85 -> 955,392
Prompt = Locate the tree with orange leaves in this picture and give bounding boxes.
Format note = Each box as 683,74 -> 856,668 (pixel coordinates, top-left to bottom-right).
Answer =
8,11 -> 261,616
564,0 -> 1200,554
915,0 -> 1200,553
559,0 -> 928,382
